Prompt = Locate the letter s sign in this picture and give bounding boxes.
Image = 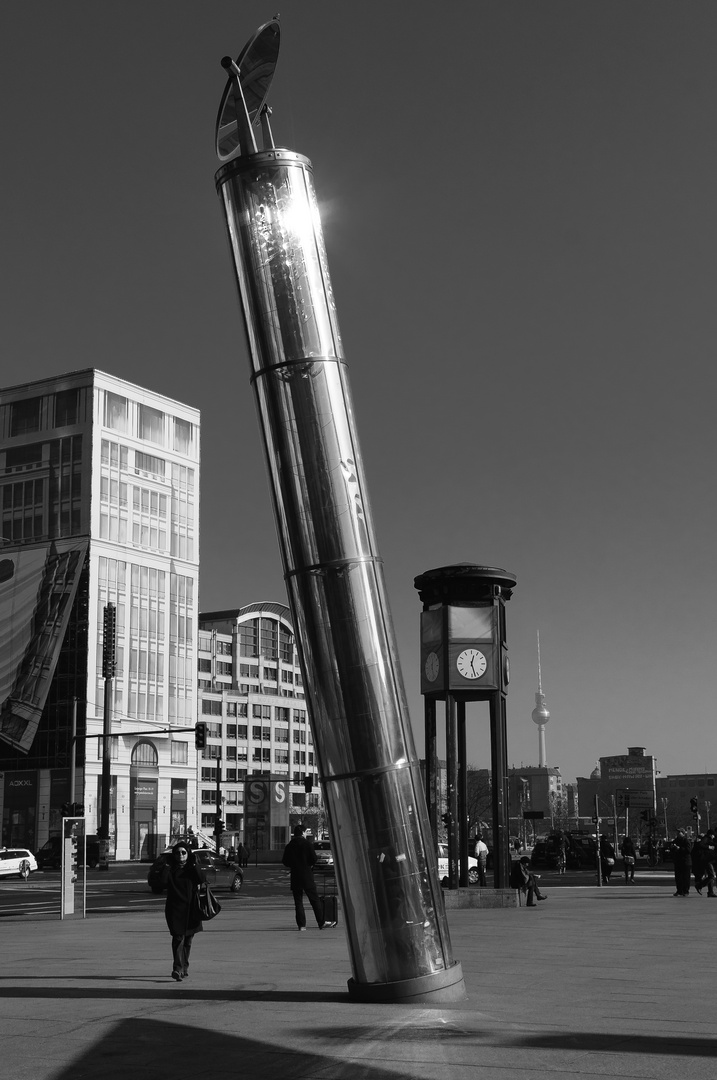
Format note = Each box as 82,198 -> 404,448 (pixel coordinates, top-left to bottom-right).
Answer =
274,782 -> 285,804
248,781 -> 265,805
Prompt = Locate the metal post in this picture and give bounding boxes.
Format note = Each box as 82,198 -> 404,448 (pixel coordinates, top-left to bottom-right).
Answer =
446,695 -> 459,889
69,697 -> 77,806
424,696 -> 437,846
215,751 -> 222,853
489,692 -> 510,888
594,795 -> 602,887
457,699 -> 468,888
99,604 -> 116,871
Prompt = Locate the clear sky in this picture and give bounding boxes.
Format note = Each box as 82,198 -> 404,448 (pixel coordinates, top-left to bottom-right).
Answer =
2,2 -> 716,783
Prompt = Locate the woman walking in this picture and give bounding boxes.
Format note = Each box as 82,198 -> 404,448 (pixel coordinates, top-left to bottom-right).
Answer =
161,842 -> 205,981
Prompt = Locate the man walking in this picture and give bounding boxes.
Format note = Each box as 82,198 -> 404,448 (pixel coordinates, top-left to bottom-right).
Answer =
282,824 -> 336,930
670,828 -> 693,896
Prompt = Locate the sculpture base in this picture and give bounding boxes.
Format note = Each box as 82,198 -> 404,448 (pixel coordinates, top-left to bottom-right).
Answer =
441,887 -> 518,909
347,961 -> 466,1004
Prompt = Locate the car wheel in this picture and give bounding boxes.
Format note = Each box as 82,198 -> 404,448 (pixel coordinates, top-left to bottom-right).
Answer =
19,860 -> 31,881
230,872 -> 243,892
468,867 -> 479,885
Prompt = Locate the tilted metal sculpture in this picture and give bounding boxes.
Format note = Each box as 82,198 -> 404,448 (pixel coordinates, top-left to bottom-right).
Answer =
213,20 -> 464,1002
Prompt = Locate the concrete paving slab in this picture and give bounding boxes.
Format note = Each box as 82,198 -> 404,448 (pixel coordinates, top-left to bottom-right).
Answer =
2,884 -> 715,1080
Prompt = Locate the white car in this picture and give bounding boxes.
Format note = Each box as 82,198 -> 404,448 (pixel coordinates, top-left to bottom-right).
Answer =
0,847 -> 38,879
437,843 -> 480,885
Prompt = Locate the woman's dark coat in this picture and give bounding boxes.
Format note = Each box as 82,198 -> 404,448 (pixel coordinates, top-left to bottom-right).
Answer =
162,858 -> 205,936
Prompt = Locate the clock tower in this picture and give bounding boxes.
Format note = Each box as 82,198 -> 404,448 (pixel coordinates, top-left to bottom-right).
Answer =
415,564 -> 516,890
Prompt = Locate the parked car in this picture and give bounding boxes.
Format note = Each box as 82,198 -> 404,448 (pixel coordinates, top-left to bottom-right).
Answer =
313,840 -> 334,874
0,847 -> 38,879
147,848 -> 243,894
437,843 -> 481,885
35,835 -> 101,870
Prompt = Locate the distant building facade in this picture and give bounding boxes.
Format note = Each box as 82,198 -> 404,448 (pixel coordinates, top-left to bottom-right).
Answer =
198,604 -> 323,852
576,747 -> 657,828
0,369 -> 200,859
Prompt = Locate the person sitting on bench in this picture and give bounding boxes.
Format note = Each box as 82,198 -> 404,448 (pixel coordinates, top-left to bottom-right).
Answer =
510,856 -> 547,906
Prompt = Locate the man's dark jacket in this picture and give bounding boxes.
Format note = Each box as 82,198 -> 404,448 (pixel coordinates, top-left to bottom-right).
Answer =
282,835 -> 317,886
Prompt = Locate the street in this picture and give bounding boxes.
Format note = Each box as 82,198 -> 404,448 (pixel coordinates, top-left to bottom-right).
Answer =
0,861 -> 677,919
0,862 -> 298,919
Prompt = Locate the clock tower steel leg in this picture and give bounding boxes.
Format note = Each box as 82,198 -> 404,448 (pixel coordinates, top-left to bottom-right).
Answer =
490,691 -> 510,888
457,700 -> 468,888
446,695 -> 459,889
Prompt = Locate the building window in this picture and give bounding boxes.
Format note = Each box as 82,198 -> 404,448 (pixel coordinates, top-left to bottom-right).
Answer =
139,404 -> 165,445
217,640 -> 232,656
275,750 -> 288,764
226,724 -> 237,739
55,388 -> 79,427
275,728 -> 289,743
240,664 -> 258,678
171,741 -> 188,764
174,417 -> 195,455
276,707 -> 290,722
96,736 -> 119,761
216,661 -> 232,676
279,625 -> 293,662
201,789 -> 215,804
198,658 -> 211,673
104,392 -> 128,432
11,396 -> 42,436
293,730 -> 306,744
226,703 -> 238,717
252,704 -> 271,719
239,620 -> 258,657
201,768 -> 217,782
281,670 -> 294,684
135,451 -> 165,478
205,723 -> 222,737
202,746 -> 221,760
202,699 -> 222,716
237,725 -> 248,739
225,746 -> 237,760
260,618 -> 277,659
263,666 -> 277,681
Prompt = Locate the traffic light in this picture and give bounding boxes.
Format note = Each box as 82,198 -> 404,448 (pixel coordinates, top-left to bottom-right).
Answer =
72,803 -> 84,817
102,603 -> 117,678
195,722 -> 207,750
215,817 -> 225,836
304,774 -> 313,793
690,797 -> 699,814
61,802 -> 71,817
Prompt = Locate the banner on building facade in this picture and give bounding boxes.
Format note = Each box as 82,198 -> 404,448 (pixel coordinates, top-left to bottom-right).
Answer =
0,538 -> 88,753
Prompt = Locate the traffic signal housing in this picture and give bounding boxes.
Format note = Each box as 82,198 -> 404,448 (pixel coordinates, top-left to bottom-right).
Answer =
195,722 -> 207,750
690,797 -> 699,814
304,774 -> 313,793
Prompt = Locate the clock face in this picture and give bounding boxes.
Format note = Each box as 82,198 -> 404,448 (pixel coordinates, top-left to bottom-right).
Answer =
424,651 -> 440,683
456,648 -> 487,680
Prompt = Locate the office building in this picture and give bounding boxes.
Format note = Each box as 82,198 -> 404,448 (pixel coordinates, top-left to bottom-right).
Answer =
198,603 -> 323,852
0,369 -> 200,859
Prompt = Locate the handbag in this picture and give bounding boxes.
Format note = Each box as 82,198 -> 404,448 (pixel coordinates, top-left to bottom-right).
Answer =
197,882 -> 222,920
605,857 -> 615,867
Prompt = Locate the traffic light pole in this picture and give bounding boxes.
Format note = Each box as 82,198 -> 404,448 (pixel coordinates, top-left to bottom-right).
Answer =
99,604 -> 116,872
215,750 -> 223,853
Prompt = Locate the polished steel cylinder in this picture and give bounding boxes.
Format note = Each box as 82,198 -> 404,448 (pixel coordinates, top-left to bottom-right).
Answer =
216,149 -> 464,1000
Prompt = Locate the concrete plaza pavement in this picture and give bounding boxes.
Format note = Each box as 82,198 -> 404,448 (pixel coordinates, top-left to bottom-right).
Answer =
2,881 -> 716,1080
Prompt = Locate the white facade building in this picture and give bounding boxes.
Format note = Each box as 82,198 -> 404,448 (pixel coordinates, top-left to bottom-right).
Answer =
0,369 -> 200,859
198,603 -> 323,849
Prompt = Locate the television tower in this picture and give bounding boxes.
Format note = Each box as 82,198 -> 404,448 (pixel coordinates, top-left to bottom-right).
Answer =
531,631 -> 550,767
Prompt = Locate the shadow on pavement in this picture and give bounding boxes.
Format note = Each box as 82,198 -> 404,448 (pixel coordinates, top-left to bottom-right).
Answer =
48,1017 -> 427,1080
0,984 -> 349,1003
